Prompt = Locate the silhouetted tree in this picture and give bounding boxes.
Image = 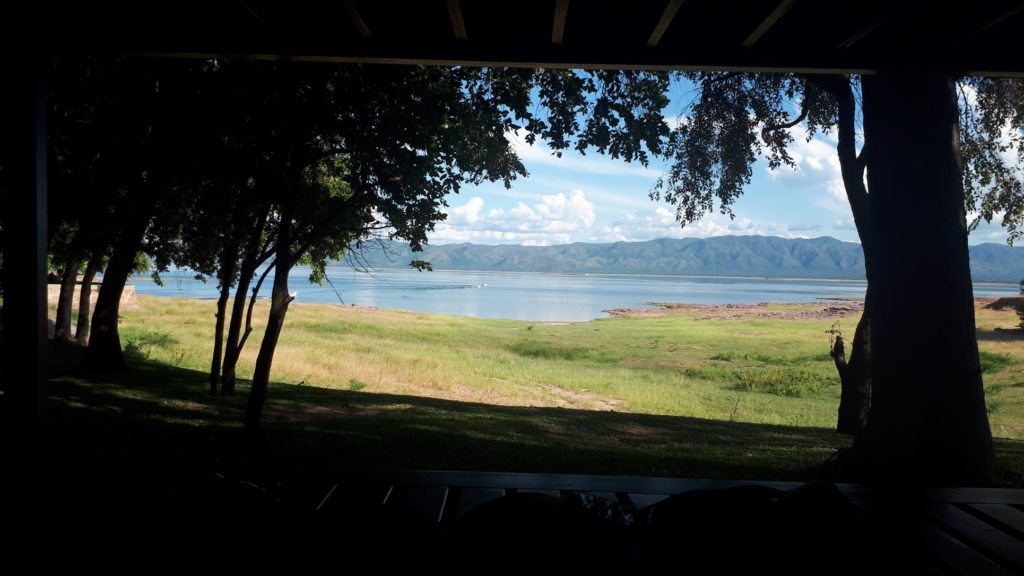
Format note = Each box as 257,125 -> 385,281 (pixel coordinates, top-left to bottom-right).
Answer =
653,73 -> 874,434
52,59 -> 210,369
657,72 -> 1022,482
233,64 -> 671,434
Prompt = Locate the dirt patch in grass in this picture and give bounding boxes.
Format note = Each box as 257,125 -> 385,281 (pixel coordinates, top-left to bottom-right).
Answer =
540,384 -> 622,411
605,300 -> 863,321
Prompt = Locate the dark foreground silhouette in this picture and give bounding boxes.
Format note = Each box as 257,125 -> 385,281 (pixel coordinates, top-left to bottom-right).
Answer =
6,469 -> 892,572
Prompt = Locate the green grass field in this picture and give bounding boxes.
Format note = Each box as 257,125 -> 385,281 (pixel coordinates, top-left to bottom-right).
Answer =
44,295 -> 1024,483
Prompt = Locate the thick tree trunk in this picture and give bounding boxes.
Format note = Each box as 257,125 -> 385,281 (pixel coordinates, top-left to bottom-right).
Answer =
854,72 -> 994,484
834,290 -> 872,434
53,255 -> 81,341
209,277 -> 232,395
75,253 -> 101,345
84,207 -> 152,370
244,249 -> 291,436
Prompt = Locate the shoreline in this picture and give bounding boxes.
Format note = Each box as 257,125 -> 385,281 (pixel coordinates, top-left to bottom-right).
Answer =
122,293 -> 1012,325
118,267 -> 1024,286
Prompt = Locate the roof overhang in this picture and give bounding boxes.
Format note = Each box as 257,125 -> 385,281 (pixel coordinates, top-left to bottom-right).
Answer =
24,0 -> 1024,76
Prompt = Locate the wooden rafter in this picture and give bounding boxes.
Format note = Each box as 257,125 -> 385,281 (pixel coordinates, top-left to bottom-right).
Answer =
447,0 -> 468,41
963,2 -> 1024,40
553,0 -> 569,44
238,0 -> 268,27
343,0 -> 372,38
647,0 -> 683,47
838,15 -> 888,49
742,0 -> 797,48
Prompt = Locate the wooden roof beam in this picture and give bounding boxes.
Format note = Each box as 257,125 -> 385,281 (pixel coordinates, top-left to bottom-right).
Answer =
963,2 -> 1024,40
553,0 -> 569,44
742,0 -> 797,48
647,0 -> 684,47
343,0 -> 372,38
838,15 -> 888,49
447,0 -> 468,41
238,1 -> 268,27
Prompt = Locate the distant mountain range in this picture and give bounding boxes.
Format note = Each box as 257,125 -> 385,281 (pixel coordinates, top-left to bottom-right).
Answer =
343,236 -> 1024,283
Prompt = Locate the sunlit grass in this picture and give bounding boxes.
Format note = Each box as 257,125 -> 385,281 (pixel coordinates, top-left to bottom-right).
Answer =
109,295 -> 1024,439
34,295 -> 1023,484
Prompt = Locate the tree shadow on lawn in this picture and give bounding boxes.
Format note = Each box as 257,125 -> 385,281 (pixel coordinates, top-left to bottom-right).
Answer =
976,327 -> 1024,342
42,351 -> 1024,494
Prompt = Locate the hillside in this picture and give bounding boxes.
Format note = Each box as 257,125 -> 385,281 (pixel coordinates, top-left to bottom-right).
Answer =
345,236 -> 1024,282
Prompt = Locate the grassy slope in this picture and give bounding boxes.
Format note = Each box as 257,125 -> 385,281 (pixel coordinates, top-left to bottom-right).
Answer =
45,295 -> 1024,483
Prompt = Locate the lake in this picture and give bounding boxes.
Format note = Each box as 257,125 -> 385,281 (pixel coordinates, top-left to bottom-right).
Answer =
132,267 -> 1020,322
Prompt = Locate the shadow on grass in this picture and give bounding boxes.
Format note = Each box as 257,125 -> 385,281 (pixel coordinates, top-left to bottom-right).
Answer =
976,327 -> 1024,342
40,343 -> 1024,491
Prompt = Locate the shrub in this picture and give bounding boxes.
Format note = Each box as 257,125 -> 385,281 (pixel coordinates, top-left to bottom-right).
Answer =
508,340 -> 617,363
734,368 -> 831,397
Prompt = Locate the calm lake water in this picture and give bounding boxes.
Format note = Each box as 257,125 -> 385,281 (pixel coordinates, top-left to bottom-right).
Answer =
132,267 -> 1020,322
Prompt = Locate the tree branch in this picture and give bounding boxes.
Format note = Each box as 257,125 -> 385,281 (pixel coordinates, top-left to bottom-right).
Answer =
804,74 -> 871,261
760,101 -> 810,145
856,144 -> 868,176
237,258 -> 274,355
703,71 -> 741,87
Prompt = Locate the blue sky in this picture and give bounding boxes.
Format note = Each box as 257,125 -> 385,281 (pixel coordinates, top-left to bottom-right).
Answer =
429,79 -> 1013,247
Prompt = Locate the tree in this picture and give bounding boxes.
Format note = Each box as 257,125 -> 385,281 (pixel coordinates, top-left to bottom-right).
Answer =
62,59 -> 208,369
48,60 -> 122,346
851,73 -> 994,483
74,249 -> 105,345
655,72 -> 1022,482
653,73 -> 874,434
48,224 -> 84,342
233,64 -> 671,434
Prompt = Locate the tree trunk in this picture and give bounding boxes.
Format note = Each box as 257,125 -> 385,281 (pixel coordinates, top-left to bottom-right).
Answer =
75,253 -> 102,345
245,186 -> 294,436
244,247 -> 291,436
53,255 -> 81,342
220,268 -> 252,396
209,275 -> 232,395
84,206 -> 152,370
834,290 -> 872,434
221,204 -> 271,396
823,75 -> 874,435
854,72 -> 994,484
808,74 -> 875,435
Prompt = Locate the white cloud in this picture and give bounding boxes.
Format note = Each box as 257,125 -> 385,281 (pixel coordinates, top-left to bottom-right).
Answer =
432,189 -> 597,246
967,211 -> 1010,245
760,125 -> 864,229
433,190 -> 832,246
834,218 -> 858,232
528,176 -> 658,212
765,126 -> 846,204
508,130 -> 660,178
664,113 -> 688,131
593,207 -> 801,243
449,196 -> 484,224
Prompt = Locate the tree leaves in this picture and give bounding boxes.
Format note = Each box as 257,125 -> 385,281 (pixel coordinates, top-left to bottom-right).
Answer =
960,77 -> 1024,244
652,71 -> 1022,247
